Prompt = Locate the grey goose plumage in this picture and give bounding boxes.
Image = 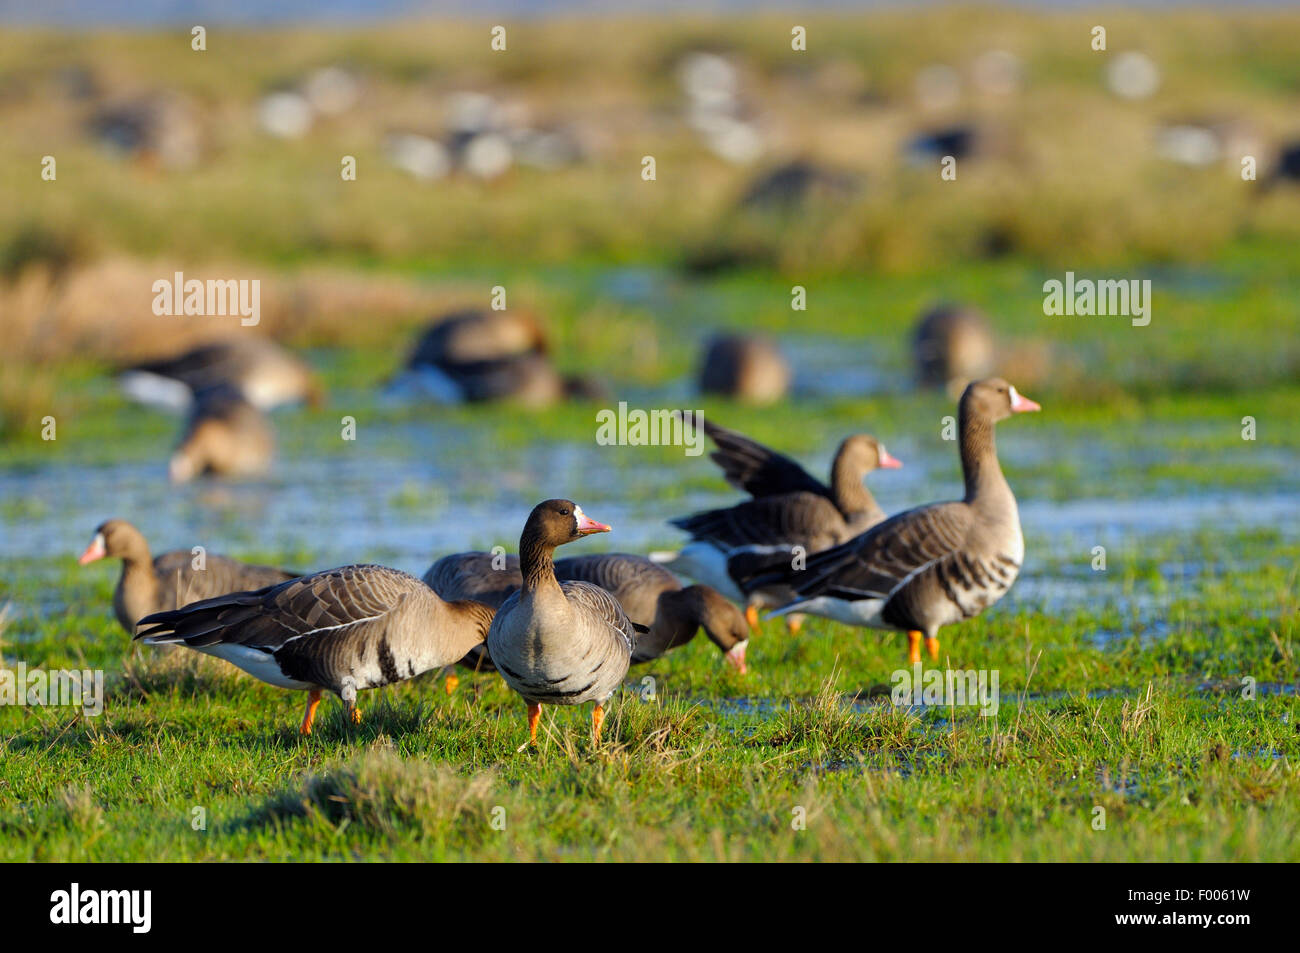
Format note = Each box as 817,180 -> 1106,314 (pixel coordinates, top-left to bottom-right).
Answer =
119,336 -> 322,412
168,384 -> 275,483
659,418 -> 901,627
134,564 -> 494,733
552,553 -> 749,671
484,500 -> 634,746
735,378 -> 1040,664
78,518 -> 301,635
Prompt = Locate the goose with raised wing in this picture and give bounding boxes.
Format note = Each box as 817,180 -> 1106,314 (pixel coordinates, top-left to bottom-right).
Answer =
484,500 -> 635,746
134,565 -> 494,734
78,519 -> 300,635
656,419 -> 901,629
733,378 -> 1039,664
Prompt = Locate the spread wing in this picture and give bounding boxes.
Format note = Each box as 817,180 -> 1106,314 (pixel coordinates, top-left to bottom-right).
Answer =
670,492 -> 845,551
695,417 -> 829,500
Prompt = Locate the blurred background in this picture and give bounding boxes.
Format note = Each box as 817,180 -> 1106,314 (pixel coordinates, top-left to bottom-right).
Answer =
1,2 -> 1297,582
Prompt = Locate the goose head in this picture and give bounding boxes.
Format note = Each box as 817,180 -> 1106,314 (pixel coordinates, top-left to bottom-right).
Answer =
963,377 -> 1041,423
838,434 -> 903,474
522,499 -> 611,550
679,585 -> 750,674
78,519 -> 146,565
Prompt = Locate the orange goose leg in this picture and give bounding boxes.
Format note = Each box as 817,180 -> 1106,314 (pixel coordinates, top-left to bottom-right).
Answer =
350,706 -> 363,725
300,689 -> 322,735
444,672 -> 460,695
907,631 -> 923,666
527,702 -> 542,744
786,614 -> 804,635
591,704 -> 606,745
925,636 -> 940,662
744,604 -> 761,631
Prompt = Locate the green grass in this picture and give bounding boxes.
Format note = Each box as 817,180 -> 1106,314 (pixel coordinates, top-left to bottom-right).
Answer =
1,527 -> 1295,862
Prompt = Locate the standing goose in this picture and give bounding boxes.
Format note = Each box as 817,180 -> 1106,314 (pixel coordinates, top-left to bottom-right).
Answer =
77,518 -> 300,635
735,378 -> 1039,664
168,385 -> 275,483
134,565 -> 494,734
119,337 -> 322,412
485,500 -> 634,746
656,420 -> 901,629
553,553 -> 750,672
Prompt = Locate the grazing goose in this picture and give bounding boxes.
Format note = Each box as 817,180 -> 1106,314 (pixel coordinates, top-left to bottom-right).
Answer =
393,309 -> 603,406
912,304 -> 995,396
554,553 -> 750,672
168,385 -> 274,483
734,378 -> 1039,664
422,550 -> 522,691
485,500 -> 635,746
119,337 -> 322,412
77,519 -> 300,635
698,333 -> 791,405
656,420 -> 901,629
134,565 -> 494,734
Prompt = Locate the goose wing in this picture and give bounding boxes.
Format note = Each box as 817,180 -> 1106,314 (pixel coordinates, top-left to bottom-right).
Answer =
560,580 -> 637,655
697,417 -> 829,500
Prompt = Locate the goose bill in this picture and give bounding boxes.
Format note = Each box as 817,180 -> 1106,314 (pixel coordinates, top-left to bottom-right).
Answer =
1008,385 -> 1041,413
573,506 -> 611,535
78,534 -> 107,565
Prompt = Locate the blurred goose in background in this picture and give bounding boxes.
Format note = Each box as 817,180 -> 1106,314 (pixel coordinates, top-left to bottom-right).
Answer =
135,565 -> 494,734
733,378 -> 1039,664
88,91 -> 203,170
168,385 -> 274,483
655,418 -> 901,630
554,553 -> 750,672
912,304 -> 996,396
698,333 -> 791,405
119,336 -> 322,412
392,308 -> 603,406
485,500 -> 634,746
738,160 -> 859,212
77,518 -> 300,635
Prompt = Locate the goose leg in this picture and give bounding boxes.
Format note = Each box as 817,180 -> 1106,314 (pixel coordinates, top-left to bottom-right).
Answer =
443,668 -> 460,695
925,636 -> 940,662
350,706 -> 363,725
591,704 -> 606,745
744,604 -> 760,631
907,630 -> 923,665
299,688 -> 322,735
786,613 -> 804,635
341,678 -> 361,725
527,702 -> 542,743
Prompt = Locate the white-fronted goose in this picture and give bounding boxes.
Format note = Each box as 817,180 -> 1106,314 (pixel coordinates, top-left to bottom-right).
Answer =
119,337 -> 322,412
134,565 -> 494,734
394,309 -> 603,406
735,378 -> 1039,664
485,500 -> 634,746
657,419 -> 901,628
77,518 -> 300,635
168,385 -> 274,483
698,333 -> 791,405
422,550 -> 522,690
912,304 -> 995,396
553,553 -> 749,672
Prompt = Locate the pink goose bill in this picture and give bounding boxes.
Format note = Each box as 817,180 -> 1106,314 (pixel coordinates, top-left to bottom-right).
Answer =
573,506 -> 612,535
1009,385 -> 1042,413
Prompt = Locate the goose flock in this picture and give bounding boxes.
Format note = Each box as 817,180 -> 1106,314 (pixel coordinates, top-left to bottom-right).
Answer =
86,312 -> 1040,745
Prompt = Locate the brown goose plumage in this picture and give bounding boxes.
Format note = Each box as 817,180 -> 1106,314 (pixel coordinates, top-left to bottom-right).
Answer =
77,519 -> 300,635
698,333 -> 791,405
736,378 -> 1040,664
168,385 -> 274,483
134,565 -> 494,733
553,553 -> 749,672
120,337 -> 322,411
422,551 -> 522,683
660,420 -> 900,626
484,500 -> 634,746
912,304 -> 995,396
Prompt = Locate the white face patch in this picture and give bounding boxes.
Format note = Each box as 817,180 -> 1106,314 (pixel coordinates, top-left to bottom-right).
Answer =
1008,384 -> 1021,405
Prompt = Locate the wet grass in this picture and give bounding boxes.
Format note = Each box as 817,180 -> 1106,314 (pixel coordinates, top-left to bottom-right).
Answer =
0,520 -> 1295,861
